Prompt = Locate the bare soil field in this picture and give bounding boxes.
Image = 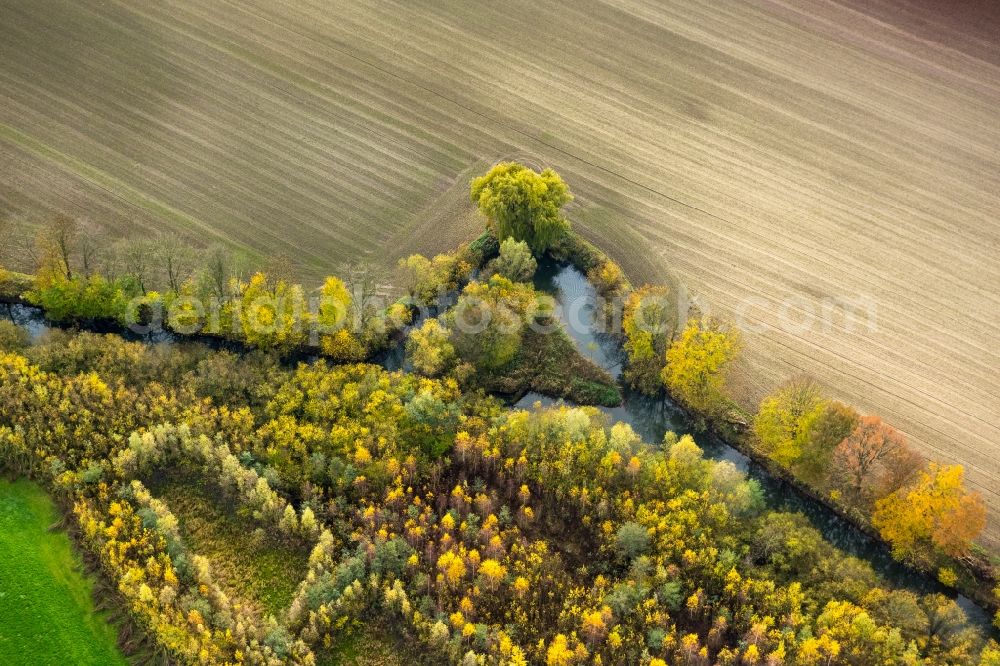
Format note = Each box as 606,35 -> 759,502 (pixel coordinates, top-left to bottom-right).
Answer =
1,0 -> 998,545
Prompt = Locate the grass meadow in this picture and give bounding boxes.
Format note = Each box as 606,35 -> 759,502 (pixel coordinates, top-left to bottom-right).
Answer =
151,477 -> 311,618
0,478 -> 126,665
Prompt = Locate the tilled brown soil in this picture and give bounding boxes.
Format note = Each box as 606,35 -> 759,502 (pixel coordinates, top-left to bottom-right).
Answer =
1,0 -> 997,544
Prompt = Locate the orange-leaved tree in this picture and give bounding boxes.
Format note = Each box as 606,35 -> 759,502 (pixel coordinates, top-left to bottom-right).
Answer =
832,415 -> 922,505
873,463 -> 986,563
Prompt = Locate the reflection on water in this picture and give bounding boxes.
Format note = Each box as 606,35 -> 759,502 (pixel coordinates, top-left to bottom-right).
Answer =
531,259 -> 624,378
2,303 -> 49,341
521,258 -> 754,465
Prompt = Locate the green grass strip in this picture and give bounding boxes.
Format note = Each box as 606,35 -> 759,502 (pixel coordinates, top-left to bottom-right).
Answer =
0,478 -> 126,665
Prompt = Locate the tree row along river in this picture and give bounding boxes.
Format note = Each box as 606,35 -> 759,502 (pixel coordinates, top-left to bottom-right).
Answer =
0,258 -> 991,633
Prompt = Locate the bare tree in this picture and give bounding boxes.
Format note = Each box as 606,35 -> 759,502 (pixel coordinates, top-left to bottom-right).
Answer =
116,237 -> 156,293
342,259 -> 388,323
16,228 -> 39,272
203,245 -> 232,299
76,219 -> 104,277
157,233 -> 199,292
37,214 -> 78,279
263,252 -> 294,287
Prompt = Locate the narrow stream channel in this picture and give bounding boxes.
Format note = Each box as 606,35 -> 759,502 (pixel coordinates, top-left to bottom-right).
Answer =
2,273 -> 992,631
516,258 -> 991,628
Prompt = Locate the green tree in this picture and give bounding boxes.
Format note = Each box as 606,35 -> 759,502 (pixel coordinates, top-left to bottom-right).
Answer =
812,600 -> 914,665
470,162 -> 571,254
493,238 -> 537,282
754,379 -> 827,467
448,276 -> 534,371
615,522 -> 650,561
26,272 -> 135,323
917,594 -> 980,664
796,400 -> 859,485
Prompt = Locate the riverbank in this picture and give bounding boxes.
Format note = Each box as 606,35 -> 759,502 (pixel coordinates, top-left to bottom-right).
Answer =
3,274 -> 997,642
720,421 -> 999,618
479,323 -> 622,407
0,231 -> 499,368
4,235 -> 997,627
545,234 -> 1000,625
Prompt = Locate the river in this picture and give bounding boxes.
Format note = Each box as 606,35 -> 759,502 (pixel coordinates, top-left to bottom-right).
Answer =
1,275 -> 992,629
516,258 -> 990,627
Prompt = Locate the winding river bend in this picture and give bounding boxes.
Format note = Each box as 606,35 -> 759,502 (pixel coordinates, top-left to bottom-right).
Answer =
516,258 -> 990,628
1,269 -> 991,630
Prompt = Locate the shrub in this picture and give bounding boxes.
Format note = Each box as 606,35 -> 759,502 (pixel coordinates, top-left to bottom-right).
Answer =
466,229 -> 500,267
26,273 -> 138,323
0,320 -> 30,352
0,269 -> 36,300
492,238 -> 537,282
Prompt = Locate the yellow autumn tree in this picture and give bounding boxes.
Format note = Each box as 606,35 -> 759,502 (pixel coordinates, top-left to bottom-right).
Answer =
406,318 -> 456,377
622,285 -> 675,394
316,275 -> 352,333
662,318 -> 740,419
546,634 -> 576,666
873,463 -> 986,563
479,558 -> 507,589
233,272 -> 308,350
317,276 -> 368,360
753,379 -> 855,471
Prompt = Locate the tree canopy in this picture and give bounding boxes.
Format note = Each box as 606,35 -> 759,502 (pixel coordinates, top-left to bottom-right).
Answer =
874,463 -> 987,563
470,162 -> 572,254
662,318 -> 741,419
